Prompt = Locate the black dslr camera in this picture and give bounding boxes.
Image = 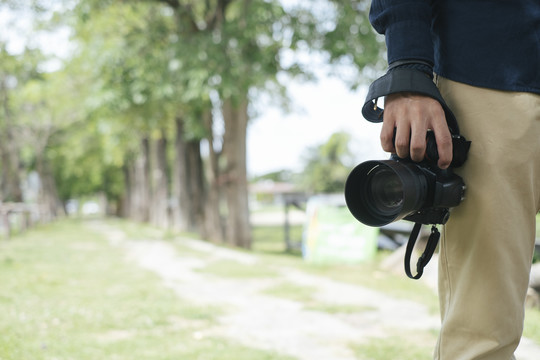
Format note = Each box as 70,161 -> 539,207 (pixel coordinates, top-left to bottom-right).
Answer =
344,131 -> 471,227
349,67 -> 471,279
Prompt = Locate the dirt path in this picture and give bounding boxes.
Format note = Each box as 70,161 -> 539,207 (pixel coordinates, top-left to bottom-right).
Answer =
91,221 -> 540,360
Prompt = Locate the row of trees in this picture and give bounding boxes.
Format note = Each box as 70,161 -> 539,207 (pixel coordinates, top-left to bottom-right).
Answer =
0,0 -> 384,248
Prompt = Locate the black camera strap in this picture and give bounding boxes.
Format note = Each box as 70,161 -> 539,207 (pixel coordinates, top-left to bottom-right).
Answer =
362,68 -> 460,135
404,224 -> 440,280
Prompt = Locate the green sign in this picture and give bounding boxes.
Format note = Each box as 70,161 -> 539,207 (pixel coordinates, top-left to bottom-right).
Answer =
302,194 -> 378,264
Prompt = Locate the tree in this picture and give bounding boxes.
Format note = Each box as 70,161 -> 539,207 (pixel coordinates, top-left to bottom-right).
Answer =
61,0 -> 384,246
322,0 -> 386,86
75,0 -> 308,248
301,132 -> 354,194
142,0 -> 318,248
0,0 -> 386,249
0,43 -> 28,202
0,42 -> 68,215
69,1 -> 181,223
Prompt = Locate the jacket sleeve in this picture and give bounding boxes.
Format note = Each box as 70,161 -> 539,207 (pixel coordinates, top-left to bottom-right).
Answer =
369,0 -> 434,66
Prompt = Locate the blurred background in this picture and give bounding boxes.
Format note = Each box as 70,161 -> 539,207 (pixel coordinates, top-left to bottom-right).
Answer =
0,0 -> 388,248
2,1 -> 540,359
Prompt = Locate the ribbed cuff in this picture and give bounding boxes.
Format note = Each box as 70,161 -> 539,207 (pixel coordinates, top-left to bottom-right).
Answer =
389,61 -> 433,79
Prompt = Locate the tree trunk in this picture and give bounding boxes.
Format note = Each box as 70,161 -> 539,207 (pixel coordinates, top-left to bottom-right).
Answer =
171,116 -> 192,231
203,110 -> 224,243
171,116 -> 206,233
186,138 -> 205,233
35,155 -> 64,220
0,146 -> 23,202
149,132 -> 170,228
119,163 -> 131,218
0,78 -> 23,202
130,136 -> 151,223
222,95 -> 251,249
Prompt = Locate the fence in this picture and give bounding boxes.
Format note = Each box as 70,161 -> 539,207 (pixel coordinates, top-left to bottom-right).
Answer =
0,202 -> 50,239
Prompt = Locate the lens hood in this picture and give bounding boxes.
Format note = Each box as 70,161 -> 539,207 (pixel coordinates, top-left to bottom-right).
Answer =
344,160 -> 429,227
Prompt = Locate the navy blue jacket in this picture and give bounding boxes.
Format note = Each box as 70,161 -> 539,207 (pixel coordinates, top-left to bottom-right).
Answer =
370,0 -> 540,94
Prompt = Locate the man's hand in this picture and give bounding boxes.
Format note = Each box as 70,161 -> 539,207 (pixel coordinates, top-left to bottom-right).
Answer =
381,92 -> 453,169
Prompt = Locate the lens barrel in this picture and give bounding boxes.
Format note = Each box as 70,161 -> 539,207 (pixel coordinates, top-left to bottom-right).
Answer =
344,160 -> 429,227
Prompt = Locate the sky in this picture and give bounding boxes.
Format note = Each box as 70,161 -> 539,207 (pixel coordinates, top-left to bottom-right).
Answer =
247,75 -> 387,176
246,0 -> 388,177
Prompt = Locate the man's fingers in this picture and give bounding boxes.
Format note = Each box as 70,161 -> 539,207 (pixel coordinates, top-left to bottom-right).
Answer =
381,92 -> 453,168
434,130 -> 453,169
410,126 -> 427,162
380,116 -> 396,153
394,124 -> 411,159
430,114 -> 453,169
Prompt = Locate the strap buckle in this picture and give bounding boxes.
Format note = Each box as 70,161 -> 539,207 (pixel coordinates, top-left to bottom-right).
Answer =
404,224 -> 441,280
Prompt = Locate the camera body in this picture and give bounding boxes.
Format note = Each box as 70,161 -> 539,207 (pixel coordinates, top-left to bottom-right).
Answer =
344,132 -> 470,227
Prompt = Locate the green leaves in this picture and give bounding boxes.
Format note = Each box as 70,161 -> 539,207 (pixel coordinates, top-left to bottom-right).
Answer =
1,0 -> 385,211
301,132 -> 354,194
322,1 -> 385,86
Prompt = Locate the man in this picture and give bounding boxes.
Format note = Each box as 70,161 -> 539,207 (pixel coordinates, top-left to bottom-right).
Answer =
366,1 -> 540,359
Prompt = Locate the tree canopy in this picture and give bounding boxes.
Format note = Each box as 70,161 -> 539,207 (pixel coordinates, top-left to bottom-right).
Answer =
0,0 -> 384,247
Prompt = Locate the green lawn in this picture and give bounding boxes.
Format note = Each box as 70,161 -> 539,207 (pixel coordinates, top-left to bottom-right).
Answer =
0,220 -> 294,360
249,216 -> 540,346
1,217 -> 539,360
251,224 -> 303,255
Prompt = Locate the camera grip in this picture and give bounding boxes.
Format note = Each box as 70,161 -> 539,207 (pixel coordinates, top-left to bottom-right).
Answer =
425,131 -> 471,168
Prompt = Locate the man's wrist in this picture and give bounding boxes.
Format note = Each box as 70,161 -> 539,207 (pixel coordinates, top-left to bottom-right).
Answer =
361,67 -> 461,135
388,60 -> 433,79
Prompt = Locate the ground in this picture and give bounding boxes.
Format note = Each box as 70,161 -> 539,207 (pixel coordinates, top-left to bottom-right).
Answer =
88,220 -> 540,360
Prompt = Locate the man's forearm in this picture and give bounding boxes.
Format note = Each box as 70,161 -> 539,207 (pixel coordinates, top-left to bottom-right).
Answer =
369,0 -> 434,66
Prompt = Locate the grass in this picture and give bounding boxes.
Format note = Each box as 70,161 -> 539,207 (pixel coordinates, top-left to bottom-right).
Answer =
250,220 -> 439,314
251,218 -> 540,350
262,281 -> 317,303
251,224 -> 303,255
262,281 -> 378,315
306,303 -> 377,314
252,223 -> 440,314
295,257 -> 440,314
0,219 -> 295,360
196,259 -> 279,278
350,334 -> 435,360
524,307 -> 540,344
3,215 -> 539,359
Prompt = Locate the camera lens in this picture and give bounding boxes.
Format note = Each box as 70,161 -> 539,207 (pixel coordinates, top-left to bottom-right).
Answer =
344,160 -> 428,227
367,167 -> 403,214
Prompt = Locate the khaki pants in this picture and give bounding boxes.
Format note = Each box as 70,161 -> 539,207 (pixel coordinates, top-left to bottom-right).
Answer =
434,77 -> 540,360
